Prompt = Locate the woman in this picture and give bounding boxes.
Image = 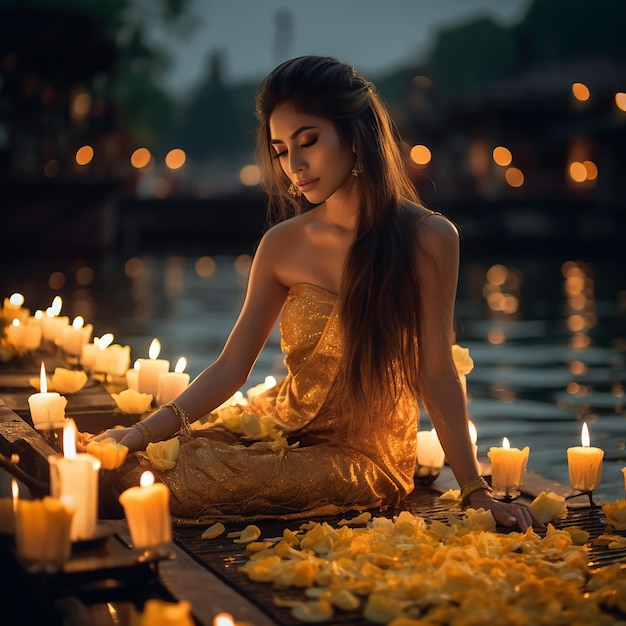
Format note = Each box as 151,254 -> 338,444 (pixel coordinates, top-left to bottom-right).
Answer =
94,56 -> 536,530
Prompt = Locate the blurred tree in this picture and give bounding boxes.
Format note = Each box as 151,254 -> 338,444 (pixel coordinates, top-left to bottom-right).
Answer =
177,52 -> 257,163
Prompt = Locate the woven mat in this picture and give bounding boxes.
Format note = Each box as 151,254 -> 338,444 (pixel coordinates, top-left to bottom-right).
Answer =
173,489 -> 626,626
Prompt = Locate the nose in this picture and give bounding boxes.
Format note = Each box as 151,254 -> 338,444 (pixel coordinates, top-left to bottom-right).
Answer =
287,151 -> 305,176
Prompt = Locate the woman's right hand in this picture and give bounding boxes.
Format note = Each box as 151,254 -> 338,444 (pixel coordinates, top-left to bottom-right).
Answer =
86,426 -> 146,454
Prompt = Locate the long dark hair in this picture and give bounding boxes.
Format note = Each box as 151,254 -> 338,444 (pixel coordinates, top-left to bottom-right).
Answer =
255,56 -> 426,416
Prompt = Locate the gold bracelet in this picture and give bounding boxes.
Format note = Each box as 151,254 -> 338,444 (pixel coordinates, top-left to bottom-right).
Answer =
163,401 -> 192,436
132,420 -> 152,448
460,476 -> 492,508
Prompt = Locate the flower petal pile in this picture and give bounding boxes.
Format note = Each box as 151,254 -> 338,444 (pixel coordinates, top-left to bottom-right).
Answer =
234,509 -> 626,625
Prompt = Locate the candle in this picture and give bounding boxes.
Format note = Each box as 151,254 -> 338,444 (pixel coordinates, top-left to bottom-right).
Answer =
157,356 -> 190,404
58,316 -> 93,357
487,437 -> 530,497
0,479 -> 18,534
213,613 -> 235,626
246,375 -> 277,400
41,296 -> 69,343
137,338 -> 170,399
140,599 -> 195,626
126,360 -> 140,391
28,363 -> 68,430
2,292 -> 29,324
81,336 -> 100,370
416,428 -> 446,469
622,467 -> 626,498
93,333 -> 132,377
118,470 -> 172,549
48,419 -> 101,541
567,422 -> 604,492
468,420 -> 478,461
15,496 -> 75,572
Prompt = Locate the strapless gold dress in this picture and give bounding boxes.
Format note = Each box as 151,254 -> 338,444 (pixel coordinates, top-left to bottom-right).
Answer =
105,283 -> 418,525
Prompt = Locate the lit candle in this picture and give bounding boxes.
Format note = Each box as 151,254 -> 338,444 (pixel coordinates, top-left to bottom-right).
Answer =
416,428 -> 446,469
126,360 -> 140,392
468,420 -> 478,461
622,467 -> 626,498
118,470 -> 172,549
58,316 -> 93,357
246,375 -> 277,400
48,419 -> 101,541
137,338 -> 170,399
27,363 -> 68,430
41,296 -> 69,343
93,333 -> 131,377
81,336 -> 100,370
2,292 -> 29,324
157,356 -> 190,404
0,479 -> 18,534
487,437 -> 530,497
567,422 -> 604,492
213,613 -> 235,626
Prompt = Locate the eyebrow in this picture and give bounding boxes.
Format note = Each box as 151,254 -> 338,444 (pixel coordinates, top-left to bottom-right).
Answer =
270,125 -> 318,144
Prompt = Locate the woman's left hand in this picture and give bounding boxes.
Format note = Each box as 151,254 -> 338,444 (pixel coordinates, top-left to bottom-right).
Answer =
468,490 -> 544,532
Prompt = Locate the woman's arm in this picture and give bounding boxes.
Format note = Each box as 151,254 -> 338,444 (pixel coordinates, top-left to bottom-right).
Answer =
414,215 -> 538,530
91,227 -> 289,451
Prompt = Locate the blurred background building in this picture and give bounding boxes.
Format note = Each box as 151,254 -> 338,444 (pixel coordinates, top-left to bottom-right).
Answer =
1,0 -> 625,261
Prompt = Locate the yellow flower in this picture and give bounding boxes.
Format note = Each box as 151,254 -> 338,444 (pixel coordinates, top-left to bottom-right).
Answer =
50,367 -> 88,394
145,437 -> 180,470
111,388 -> 153,415
602,500 -> 626,530
452,344 -> 474,375
86,437 -> 128,470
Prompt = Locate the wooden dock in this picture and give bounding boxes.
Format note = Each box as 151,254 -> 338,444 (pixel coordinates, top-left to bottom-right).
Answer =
0,348 -> 624,626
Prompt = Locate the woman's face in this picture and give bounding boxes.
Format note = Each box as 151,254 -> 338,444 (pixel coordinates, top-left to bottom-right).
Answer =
268,101 -> 356,205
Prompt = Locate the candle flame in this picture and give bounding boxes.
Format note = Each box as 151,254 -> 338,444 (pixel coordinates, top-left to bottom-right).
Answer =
581,421 -> 590,447
11,319 -> 20,328
63,419 -> 77,459
468,420 -> 478,444
50,296 -> 62,316
140,470 -> 155,487
174,357 -> 187,373
149,338 -> 161,359
35,310 -> 43,320
264,375 -> 277,388
502,437 -> 510,449
72,316 -> 85,329
97,333 -> 114,350
39,362 -> 47,393
9,293 -> 25,306
133,360 -> 140,371
213,613 -> 235,626
11,478 -> 19,513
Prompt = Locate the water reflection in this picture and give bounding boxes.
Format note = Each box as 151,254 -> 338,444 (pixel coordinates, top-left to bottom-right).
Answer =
2,253 -> 625,501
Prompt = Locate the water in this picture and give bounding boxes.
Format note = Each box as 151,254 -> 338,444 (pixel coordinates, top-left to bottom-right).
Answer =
3,251 -> 625,503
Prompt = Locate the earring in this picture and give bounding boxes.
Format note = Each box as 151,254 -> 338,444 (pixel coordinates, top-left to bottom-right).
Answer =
351,157 -> 363,177
288,183 -> 302,197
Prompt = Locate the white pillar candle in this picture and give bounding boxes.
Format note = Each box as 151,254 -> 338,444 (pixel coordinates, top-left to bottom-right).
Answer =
48,419 -> 100,541
567,422 -> 604,492
2,293 -> 29,324
487,437 -> 530,496
137,338 -> 170,399
126,361 -> 140,391
118,470 -> 171,549
81,337 -> 100,369
28,363 -> 68,430
416,428 -> 445,469
58,316 -> 93,357
157,356 -> 190,404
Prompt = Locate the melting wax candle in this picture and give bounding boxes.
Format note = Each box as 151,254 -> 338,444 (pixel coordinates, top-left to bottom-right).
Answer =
48,419 -> 101,541
27,362 -> 68,430
58,316 -> 93,357
487,437 -> 530,498
126,360 -> 140,391
416,428 -> 446,470
137,338 -> 170,399
119,470 -> 172,549
567,422 -> 604,492
157,356 -> 190,404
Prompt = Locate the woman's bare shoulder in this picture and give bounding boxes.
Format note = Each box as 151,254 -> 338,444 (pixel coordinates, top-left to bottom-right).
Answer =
405,202 -> 459,243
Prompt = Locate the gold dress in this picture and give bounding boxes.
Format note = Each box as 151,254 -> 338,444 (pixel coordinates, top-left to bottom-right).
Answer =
106,283 -> 419,525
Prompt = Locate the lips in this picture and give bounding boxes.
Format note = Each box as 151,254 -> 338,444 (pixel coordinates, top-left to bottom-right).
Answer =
296,178 -> 319,192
